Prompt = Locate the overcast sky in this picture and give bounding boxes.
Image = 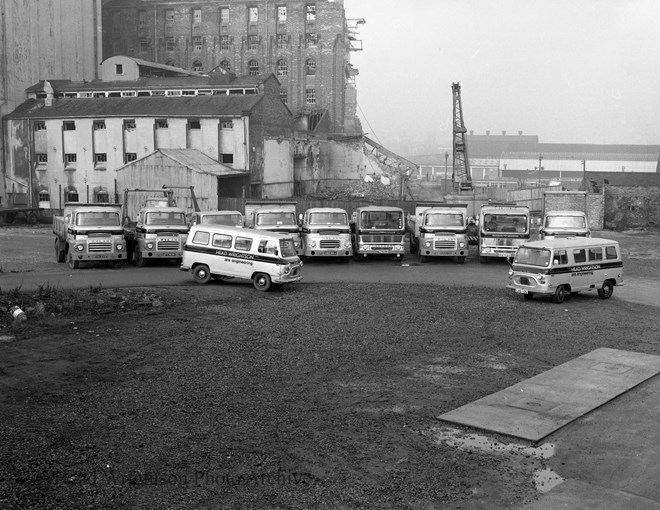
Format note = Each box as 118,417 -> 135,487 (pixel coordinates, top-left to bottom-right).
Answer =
343,0 -> 660,154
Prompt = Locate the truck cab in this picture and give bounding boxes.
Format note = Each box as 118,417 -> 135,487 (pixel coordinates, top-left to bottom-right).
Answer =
299,207 -> 353,259
245,201 -> 302,255
408,203 -> 468,263
350,206 -> 406,261
190,210 -> 244,228
478,203 -> 530,263
540,210 -> 591,240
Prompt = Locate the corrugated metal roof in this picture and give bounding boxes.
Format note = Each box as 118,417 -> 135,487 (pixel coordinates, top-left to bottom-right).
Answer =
502,151 -> 659,162
117,149 -> 246,177
5,96 -> 263,119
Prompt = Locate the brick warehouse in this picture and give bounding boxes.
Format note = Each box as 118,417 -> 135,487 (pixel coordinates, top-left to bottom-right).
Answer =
101,0 -> 363,136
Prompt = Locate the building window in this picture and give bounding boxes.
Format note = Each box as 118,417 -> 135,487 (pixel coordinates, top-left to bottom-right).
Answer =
248,7 -> 258,22
95,190 -> 109,203
65,189 -> 79,202
166,37 -> 175,51
140,38 -> 149,52
305,88 -> 316,105
220,7 -> 229,23
93,120 -> 106,130
193,36 -> 202,51
63,121 -> 76,131
34,121 -> 46,131
166,90 -> 182,96
306,58 -> 316,75
94,153 -> 107,166
306,4 -> 316,21
138,10 -> 146,27
276,34 -> 288,49
36,153 -> 48,164
248,35 -> 260,50
188,119 -> 201,130
193,8 -> 202,25
38,191 -> 50,202
279,89 -> 287,104
248,60 -> 259,76
276,59 -> 288,77
65,153 -> 77,166
156,119 -> 169,129
220,59 -> 231,71
306,33 -> 318,48
124,119 -> 136,130
192,60 -> 203,72
115,64 -> 124,75
221,121 -> 233,129
221,153 -> 234,164
124,153 -> 137,163
277,5 -> 287,22
165,9 -> 174,25
220,35 -> 231,51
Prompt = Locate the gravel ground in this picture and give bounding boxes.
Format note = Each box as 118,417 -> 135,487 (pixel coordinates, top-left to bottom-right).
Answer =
1,225 -> 660,509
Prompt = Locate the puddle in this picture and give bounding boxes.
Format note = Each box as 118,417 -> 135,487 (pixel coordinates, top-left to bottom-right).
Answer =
534,467 -> 564,493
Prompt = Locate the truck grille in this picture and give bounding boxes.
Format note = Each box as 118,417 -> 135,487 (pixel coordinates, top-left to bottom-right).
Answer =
157,240 -> 180,251
320,239 -> 341,249
361,235 -> 404,243
88,241 -> 112,252
434,239 -> 456,249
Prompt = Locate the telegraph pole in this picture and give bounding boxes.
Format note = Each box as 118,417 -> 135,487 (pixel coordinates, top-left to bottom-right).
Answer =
537,154 -> 543,186
444,152 -> 449,192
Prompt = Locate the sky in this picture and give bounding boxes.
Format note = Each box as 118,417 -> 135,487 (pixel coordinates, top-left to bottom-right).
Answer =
343,0 -> 660,155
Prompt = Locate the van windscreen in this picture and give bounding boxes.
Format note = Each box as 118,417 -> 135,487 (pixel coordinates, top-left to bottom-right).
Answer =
514,247 -> 551,267
279,239 -> 298,257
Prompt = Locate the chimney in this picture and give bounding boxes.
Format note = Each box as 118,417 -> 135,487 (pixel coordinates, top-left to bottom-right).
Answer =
486,130 -> 490,136
502,130 -> 506,136
43,80 -> 54,107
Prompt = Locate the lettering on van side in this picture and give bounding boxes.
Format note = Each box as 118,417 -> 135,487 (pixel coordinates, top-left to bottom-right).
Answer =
215,249 -> 256,261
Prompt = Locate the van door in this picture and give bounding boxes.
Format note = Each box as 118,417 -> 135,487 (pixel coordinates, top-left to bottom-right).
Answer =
569,247 -> 590,291
231,234 -> 256,279
210,232 -> 237,276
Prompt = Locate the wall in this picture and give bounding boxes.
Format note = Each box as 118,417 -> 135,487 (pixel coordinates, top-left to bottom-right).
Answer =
604,186 -> 660,230
262,137 -> 293,198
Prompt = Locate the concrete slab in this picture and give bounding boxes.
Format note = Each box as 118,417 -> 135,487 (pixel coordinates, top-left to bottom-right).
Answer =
437,348 -> 660,442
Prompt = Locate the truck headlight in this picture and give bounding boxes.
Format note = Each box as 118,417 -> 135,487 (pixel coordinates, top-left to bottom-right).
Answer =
308,241 -> 317,249
423,241 -> 432,248
459,242 -> 466,248
344,241 -> 352,248
116,243 -> 124,251
294,241 -> 301,248
146,242 -> 154,250
76,244 -> 84,252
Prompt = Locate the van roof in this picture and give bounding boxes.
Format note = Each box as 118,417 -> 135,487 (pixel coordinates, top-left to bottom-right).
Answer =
522,237 -> 619,249
189,224 -> 294,240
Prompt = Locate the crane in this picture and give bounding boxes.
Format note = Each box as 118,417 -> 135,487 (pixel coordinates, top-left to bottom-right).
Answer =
451,82 -> 473,192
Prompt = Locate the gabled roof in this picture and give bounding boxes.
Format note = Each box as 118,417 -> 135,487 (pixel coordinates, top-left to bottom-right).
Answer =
117,149 -> 246,177
5,95 -> 263,119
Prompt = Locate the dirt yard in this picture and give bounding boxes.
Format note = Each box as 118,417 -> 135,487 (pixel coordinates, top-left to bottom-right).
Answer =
1,227 -> 659,509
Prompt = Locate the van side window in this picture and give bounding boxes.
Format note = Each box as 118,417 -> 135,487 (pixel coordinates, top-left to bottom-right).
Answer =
553,250 -> 568,265
588,247 -> 603,261
235,236 -> 253,251
258,239 -> 279,255
606,246 -> 618,260
573,249 -> 586,263
212,234 -> 232,249
192,230 -> 210,245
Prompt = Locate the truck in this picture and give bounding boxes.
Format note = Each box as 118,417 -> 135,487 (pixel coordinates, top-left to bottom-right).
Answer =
350,205 -> 406,261
478,202 -> 530,263
408,202 -> 469,263
189,210 -> 244,228
244,200 -> 302,254
299,207 -> 353,260
540,191 -> 591,240
121,188 -> 190,267
53,202 -> 126,269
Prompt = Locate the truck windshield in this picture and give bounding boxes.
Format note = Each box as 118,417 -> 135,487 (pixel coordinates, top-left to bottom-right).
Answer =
425,214 -> 463,227
256,212 -> 296,226
546,216 -> 586,228
76,212 -> 120,226
203,214 -> 243,226
483,214 -> 527,233
279,239 -> 298,257
309,212 -> 348,225
361,211 -> 403,229
146,212 -> 187,225
514,247 -> 551,267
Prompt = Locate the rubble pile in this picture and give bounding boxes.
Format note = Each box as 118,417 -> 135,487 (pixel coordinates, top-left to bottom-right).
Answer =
304,179 -> 399,201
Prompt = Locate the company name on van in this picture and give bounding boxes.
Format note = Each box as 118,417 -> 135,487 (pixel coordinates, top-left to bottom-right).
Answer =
571,264 -> 601,272
216,249 -> 256,261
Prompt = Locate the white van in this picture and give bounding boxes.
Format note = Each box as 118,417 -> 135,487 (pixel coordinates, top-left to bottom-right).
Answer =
506,237 -> 623,303
180,225 -> 302,291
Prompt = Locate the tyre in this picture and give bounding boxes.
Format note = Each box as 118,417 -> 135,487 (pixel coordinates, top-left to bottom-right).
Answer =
409,238 -> 417,254
457,256 -> 466,265
253,272 -> 272,291
67,252 -> 79,270
55,239 -> 65,263
523,293 -> 534,301
134,251 -> 147,267
598,280 -> 614,299
353,251 -> 362,262
418,251 -> 426,263
479,256 -> 487,264
193,264 -> 211,284
111,260 -> 122,269
553,285 -> 566,304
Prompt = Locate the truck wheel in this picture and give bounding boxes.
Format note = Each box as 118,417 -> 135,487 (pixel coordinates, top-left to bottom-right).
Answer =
457,256 -> 466,264
55,239 -> 65,263
597,280 -> 614,299
253,272 -> 272,291
409,238 -> 417,254
193,264 -> 211,284
352,251 -> 362,262
134,251 -> 147,267
111,260 -> 122,269
479,256 -> 487,264
67,252 -> 79,270
553,285 -> 567,304
523,293 -> 534,301
418,251 -> 426,263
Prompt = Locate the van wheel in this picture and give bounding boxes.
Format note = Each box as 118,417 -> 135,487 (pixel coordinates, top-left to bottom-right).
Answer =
193,264 -> 211,284
523,293 -> 534,301
553,285 -> 567,304
67,252 -> 79,270
457,256 -> 466,265
55,239 -> 65,263
598,280 -> 614,299
253,272 -> 272,291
